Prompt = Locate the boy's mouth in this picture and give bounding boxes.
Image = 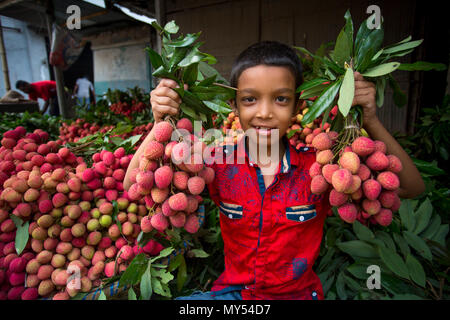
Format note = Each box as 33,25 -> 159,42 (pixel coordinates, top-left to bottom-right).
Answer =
253,126 -> 276,136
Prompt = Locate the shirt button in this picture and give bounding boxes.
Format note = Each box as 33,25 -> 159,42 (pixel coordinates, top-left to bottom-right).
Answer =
299,216 -> 305,221
228,214 -> 233,219
312,292 -> 317,296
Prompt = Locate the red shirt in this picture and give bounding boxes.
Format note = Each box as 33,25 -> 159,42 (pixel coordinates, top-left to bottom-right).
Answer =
206,137 -> 331,300
28,81 -> 57,101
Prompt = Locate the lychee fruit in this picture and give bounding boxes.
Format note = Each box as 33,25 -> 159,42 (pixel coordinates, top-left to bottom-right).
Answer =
351,137 -> 375,156
362,179 -> 382,200
366,151 -> 389,171
377,171 -> 400,191
331,168 -> 353,193
339,152 -> 360,174
337,203 -> 357,223
311,175 -> 329,195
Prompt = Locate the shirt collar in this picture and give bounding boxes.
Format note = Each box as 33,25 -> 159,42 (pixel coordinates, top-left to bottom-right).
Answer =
233,135 -> 300,173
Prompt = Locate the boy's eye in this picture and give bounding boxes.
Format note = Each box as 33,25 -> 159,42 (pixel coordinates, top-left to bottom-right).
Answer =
242,97 -> 255,103
276,96 -> 289,103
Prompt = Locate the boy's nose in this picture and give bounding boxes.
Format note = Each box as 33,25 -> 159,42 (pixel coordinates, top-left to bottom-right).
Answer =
256,100 -> 273,119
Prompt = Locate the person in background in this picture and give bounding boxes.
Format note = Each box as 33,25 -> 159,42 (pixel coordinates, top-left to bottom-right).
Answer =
15,80 -> 59,116
73,75 -> 96,107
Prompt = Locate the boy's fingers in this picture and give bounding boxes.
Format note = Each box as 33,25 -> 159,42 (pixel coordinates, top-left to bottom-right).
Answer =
153,96 -> 181,110
154,86 -> 182,103
354,87 -> 376,97
354,79 -> 375,90
155,105 -> 179,118
158,78 -> 179,89
353,71 -> 364,81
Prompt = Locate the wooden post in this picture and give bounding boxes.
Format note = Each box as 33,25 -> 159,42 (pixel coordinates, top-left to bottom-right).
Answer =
0,17 -> 11,91
155,0 -> 166,54
45,0 -> 70,118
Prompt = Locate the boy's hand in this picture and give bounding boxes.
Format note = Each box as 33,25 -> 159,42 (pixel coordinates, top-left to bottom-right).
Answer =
351,71 -> 377,125
150,79 -> 186,123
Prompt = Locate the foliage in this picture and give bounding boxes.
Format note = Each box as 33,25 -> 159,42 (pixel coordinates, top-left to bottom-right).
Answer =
296,9 -> 446,129
65,124 -> 143,166
315,198 -> 449,300
0,111 -> 61,140
147,20 -> 234,129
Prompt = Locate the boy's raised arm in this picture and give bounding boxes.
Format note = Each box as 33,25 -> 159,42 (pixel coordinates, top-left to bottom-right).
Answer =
352,72 -> 425,199
123,79 -> 184,190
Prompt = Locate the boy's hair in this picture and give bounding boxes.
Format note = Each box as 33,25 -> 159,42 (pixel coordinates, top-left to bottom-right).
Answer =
230,41 -> 303,91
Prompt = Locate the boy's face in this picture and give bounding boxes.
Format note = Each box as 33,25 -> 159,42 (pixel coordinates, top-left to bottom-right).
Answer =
233,65 -> 297,152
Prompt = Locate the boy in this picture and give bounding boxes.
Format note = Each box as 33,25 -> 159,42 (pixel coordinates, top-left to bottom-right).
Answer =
125,41 -> 425,300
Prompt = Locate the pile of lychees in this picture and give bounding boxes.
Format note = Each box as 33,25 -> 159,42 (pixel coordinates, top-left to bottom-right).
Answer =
0,126 -> 164,300
309,131 -> 402,227
126,118 -> 214,235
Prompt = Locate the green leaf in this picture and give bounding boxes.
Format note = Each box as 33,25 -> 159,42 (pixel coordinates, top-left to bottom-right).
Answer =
301,78 -> 343,125
405,254 -> 426,287
382,39 -> 423,55
375,231 -> 396,251
168,47 -> 190,72
150,247 -> 175,263
145,47 -> 164,70
178,44 -> 205,68
189,249 -> 209,258
337,67 -> 355,117
164,20 -> 179,34
150,21 -> 164,33
15,220 -> 29,256
392,293 -> 423,300
352,220 -> 375,242
299,84 -> 328,100
398,61 -> 447,72
128,288 -> 137,300
378,245 -> 410,280
362,62 -> 401,77
355,18 -> 384,68
354,13 -> 375,53
336,240 -> 379,258
182,63 -> 199,86
402,231 -> 433,261
375,76 -> 386,107
203,100 -> 232,114
387,75 -> 407,108
412,198 -> 433,235
420,214 -> 441,240
336,271 -> 347,300
198,61 -> 229,85
180,103 -> 197,119
399,199 -> 416,231
343,10 -> 354,53
296,78 -> 329,93
347,263 -> 370,280
393,233 -> 411,259
177,255 -> 187,292
343,274 -> 361,293
168,32 -> 201,48
412,158 -> 445,176
332,28 -> 351,67
119,253 -> 148,287
140,263 -> 152,300
431,225 -> 449,247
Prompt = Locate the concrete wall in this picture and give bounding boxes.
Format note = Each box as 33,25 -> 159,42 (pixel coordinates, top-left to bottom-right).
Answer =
86,25 -> 152,96
0,15 -> 50,109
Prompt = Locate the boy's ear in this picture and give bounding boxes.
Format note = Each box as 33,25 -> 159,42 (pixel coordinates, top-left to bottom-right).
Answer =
230,99 -> 238,116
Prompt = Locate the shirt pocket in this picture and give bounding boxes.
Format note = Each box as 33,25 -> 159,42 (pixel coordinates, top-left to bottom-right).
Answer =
219,201 -> 243,220
285,204 -> 317,223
